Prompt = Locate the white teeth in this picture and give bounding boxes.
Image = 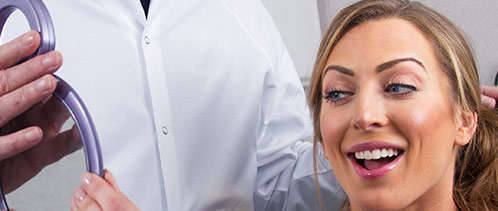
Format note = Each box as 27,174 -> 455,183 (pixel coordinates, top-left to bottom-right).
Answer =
364,151 -> 373,160
354,148 -> 401,160
372,149 -> 381,159
388,148 -> 394,157
355,151 -> 366,159
381,148 -> 388,157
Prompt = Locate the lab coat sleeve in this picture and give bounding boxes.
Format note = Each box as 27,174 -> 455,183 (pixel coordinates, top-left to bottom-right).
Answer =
251,2 -> 346,210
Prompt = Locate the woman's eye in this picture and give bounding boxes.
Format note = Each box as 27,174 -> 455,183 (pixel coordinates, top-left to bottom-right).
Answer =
385,83 -> 417,95
323,90 -> 351,103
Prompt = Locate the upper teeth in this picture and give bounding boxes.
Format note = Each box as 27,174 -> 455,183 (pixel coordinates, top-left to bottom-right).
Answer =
354,148 -> 399,160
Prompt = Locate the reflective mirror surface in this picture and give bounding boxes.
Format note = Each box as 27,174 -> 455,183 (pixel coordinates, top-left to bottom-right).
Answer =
5,104 -> 85,210
1,10 -> 87,210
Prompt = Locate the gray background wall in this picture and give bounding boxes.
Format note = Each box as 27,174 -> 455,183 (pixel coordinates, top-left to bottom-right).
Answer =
264,0 -> 498,87
4,0 -> 497,210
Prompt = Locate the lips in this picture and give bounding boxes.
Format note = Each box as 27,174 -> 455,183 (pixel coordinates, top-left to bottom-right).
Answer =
346,141 -> 404,179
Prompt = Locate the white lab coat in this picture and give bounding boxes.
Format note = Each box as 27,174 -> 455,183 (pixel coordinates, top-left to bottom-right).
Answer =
4,0 -> 344,210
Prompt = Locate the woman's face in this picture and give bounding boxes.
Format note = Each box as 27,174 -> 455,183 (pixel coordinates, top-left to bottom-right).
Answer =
320,18 -> 467,210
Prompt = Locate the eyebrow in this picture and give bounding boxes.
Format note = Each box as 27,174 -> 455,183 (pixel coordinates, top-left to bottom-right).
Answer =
324,57 -> 426,76
375,57 -> 426,73
324,65 -> 355,76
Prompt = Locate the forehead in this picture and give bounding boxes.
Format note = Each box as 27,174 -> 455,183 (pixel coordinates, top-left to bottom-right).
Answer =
326,18 -> 437,70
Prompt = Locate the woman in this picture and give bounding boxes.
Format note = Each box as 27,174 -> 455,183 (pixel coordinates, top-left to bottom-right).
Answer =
308,0 -> 497,210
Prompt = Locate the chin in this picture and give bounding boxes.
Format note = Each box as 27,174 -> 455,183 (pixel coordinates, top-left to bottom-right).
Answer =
353,202 -> 408,211
349,190 -> 411,211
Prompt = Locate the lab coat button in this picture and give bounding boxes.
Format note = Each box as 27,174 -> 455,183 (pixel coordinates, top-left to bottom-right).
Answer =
144,36 -> 150,44
162,126 -> 168,135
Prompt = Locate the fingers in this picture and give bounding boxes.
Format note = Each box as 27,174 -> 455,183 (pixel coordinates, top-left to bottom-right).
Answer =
80,172 -> 126,210
71,186 -> 103,211
481,85 -> 498,99
481,94 -> 496,109
0,51 -> 62,96
0,74 -> 56,126
0,30 -> 40,69
0,47 -> 62,127
0,126 -> 42,160
73,171 -> 139,211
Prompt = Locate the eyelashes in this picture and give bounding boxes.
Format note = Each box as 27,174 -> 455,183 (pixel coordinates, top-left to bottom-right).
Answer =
322,82 -> 418,105
322,89 -> 352,105
384,83 -> 417,95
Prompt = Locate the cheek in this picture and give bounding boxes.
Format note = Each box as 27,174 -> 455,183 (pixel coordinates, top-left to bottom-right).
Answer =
391,97 -> 457,157
320,107 -> 350,156
399,105 -> 440,131
320,107 -> 354,188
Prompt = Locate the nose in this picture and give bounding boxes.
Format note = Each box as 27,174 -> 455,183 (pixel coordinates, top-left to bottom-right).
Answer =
351,90 -> 388,131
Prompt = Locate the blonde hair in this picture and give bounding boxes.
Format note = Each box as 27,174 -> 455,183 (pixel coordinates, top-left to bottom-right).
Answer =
308,1 -> 498,210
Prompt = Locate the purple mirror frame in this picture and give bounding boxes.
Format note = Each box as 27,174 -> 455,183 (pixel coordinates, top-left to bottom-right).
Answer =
0,0 -> 103,210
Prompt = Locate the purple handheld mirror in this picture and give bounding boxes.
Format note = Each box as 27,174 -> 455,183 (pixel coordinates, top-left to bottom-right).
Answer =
0,0 -> 103,210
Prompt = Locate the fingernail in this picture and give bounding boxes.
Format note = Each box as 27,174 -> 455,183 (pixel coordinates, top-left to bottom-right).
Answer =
24,128 -> 40,142
35,75 -> 51,92
70,197 -> 79,211
74,187 -> 86,201
42,53 -> 58,67
22,32 -> 34,46
81,172 -> 92,185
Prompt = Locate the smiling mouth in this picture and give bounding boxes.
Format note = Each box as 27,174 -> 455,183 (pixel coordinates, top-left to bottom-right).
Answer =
350,148 -> 404,170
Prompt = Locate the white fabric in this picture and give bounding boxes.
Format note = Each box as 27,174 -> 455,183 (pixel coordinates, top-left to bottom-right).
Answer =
4,0 -> 344,210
